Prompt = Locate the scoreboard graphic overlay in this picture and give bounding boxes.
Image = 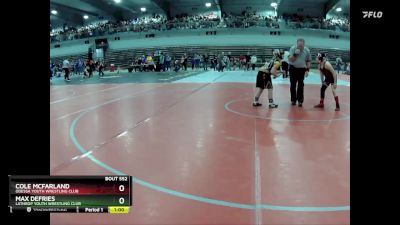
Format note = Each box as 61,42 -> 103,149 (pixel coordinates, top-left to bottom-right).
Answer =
8,176 -> 132,214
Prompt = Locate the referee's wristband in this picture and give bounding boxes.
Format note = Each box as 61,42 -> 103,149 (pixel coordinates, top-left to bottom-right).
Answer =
305,68 -> 310,72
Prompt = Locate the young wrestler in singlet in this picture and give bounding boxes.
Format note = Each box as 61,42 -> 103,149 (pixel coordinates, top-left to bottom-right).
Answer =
252,49 -> 283,108
314,53 -> 340,111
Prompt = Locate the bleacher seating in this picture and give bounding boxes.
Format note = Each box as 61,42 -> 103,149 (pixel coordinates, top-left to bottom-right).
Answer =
50,46 -> 349,70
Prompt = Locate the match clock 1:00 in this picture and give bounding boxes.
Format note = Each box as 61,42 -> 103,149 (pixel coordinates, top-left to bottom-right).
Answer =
109,206 -> 130,214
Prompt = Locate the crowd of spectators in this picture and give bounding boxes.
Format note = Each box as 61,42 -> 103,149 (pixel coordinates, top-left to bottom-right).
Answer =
50,13 -> 221,43
222,10 -> 280,29
283,13 -> 350,32
50,58 -> 108,81
50,10 -> 349,43
127,50 -> 266,73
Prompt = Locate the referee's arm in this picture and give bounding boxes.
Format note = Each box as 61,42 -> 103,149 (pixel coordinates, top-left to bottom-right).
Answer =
306,60 -> 311,70
306,51 -> 312,69
288,46 -> 296,62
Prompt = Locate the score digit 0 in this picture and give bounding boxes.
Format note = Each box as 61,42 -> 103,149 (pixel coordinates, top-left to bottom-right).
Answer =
119,185 -> 125,192
119,197 -> 125,205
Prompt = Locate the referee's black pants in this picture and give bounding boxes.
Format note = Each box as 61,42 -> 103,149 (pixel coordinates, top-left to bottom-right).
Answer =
63,68 -> 70,80
289,67 -> 306,103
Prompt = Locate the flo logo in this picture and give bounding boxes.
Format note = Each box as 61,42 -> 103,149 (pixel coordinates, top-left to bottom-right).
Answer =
362,11 -> 383,18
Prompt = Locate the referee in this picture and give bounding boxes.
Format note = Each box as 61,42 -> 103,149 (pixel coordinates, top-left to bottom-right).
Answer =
288,38 -> 311,107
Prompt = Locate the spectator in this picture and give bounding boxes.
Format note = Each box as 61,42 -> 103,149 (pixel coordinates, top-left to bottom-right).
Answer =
74,60 -> 79,75
51,12 -> 348,44
98,62 -> 105,77
227,52 -> 232,71
165,54 -> 171,71
182,53 -> 188,71
89,60 -> 96,77
217,52 -> 225,72
195,54 -> 201,70
191,54 -> 196,70
50,60 -> 54,80
134,56 -> 142,72
345,62 -> 350,75
147,54 -> 154,71
210,55 -> 216,71
281,50 -> 290,78
250,54 -> 257,70
239,55 -> 245,70
202,53 -> 209,71
55,64 -> 62,77
159,52 -> 165,71
246,52 -> 251,71
62,58 -> 70,81
78,59 -> 84,75
174,57 -> 181,72
336,57 -> 343,74
223,55 -> 230,71
233,57 -> 239,70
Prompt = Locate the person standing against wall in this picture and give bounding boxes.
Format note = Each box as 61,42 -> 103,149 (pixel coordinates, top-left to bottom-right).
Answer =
288,38 -> 312,107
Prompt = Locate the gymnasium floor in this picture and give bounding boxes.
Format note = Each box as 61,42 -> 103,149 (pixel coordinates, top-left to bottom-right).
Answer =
50,69 -> 350,225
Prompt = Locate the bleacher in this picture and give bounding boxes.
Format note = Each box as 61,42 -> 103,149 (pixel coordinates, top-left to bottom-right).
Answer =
50,46 -> 349,70
51,53 -> 88,67
103,46 -> 349,69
